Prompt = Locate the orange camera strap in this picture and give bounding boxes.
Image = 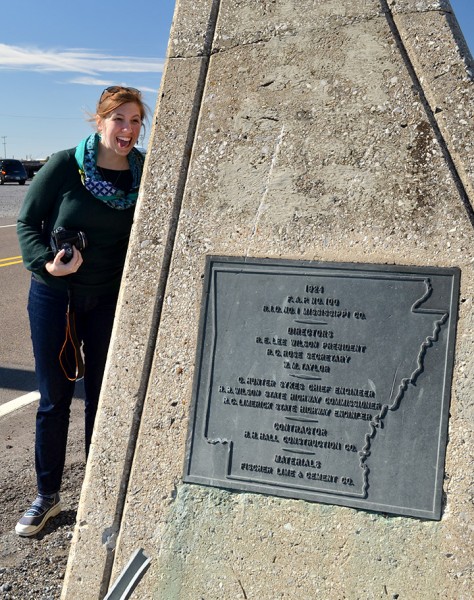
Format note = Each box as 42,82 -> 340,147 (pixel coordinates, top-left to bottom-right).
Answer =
59,293 -> 85,382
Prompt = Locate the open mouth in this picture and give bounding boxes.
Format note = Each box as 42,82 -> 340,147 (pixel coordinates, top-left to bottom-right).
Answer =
117,137 -> 132,149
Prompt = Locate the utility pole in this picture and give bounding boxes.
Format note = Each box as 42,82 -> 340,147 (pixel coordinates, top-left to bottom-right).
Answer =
1,136 -> 6,158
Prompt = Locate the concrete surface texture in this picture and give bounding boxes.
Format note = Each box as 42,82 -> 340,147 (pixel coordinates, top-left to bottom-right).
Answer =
62,0 -> 473,598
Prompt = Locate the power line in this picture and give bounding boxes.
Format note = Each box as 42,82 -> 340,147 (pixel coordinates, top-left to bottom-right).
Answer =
0,114 -> 83,120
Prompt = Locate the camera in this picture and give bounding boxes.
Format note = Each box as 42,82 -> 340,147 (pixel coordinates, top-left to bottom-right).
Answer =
50,227 -> 87,264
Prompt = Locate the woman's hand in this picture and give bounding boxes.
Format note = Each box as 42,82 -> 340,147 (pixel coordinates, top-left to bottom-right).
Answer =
45,246 -> 83,276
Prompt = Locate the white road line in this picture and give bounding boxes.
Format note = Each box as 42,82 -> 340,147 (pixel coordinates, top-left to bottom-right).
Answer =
0,223 -> 16,228
0,390 -> 40,418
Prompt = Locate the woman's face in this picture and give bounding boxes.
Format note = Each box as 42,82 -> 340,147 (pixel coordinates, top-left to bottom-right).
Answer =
97,102 -> 142,156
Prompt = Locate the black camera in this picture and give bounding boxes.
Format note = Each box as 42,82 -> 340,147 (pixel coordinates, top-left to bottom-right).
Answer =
50,227 -> 87,264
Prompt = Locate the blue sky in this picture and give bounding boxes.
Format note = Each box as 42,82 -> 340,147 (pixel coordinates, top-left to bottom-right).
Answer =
0,0 -> 176,159
451,0 -> 474,49
0,0 -> 472,160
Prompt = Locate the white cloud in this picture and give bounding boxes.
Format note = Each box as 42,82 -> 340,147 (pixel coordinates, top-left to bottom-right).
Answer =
68,76 -> 158,93
68,76 -> 117,86
0,43 -> 165,75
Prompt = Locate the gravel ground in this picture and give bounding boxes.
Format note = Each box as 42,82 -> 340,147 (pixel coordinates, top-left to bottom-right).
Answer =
0,399 -> 85,600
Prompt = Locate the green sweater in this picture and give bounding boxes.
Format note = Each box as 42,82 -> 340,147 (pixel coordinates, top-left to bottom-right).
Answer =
17,148 -> 136,296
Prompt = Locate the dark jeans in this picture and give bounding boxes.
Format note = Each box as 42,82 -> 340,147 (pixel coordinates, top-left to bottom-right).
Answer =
28,276 -> 118,495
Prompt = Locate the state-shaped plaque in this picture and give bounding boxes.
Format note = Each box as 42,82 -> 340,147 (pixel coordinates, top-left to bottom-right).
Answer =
184,256 -> 460,519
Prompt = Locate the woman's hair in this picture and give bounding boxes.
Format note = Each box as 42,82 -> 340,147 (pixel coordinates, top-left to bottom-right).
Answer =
90,86 -> 151,134
96,86 -> 149,120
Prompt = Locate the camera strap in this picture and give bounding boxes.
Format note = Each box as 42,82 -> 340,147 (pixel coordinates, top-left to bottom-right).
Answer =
59,289 -> 85,381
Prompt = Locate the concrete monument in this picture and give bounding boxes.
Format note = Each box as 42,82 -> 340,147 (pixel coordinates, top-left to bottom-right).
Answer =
63,1 -> 473,598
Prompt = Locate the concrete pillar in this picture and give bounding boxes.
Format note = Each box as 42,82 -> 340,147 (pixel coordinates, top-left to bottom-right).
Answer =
62,1 -> 474,598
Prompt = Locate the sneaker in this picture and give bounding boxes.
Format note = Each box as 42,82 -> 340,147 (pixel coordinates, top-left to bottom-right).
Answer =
15,493 -> 61,537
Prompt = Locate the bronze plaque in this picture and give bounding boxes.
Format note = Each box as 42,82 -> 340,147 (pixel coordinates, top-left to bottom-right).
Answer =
184,256 -> 460,519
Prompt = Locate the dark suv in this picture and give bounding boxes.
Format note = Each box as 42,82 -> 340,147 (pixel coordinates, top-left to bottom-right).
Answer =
0,159 -> 28,185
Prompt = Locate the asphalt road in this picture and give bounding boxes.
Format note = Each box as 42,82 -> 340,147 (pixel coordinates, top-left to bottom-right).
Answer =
0,181 -> 85,409
0,182 -> 36,404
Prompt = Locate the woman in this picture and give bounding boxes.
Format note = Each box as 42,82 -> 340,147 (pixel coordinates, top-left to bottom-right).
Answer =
15,86 -> 148,536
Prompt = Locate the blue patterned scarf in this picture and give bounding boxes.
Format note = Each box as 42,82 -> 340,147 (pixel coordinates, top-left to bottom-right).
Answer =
74,133 -> 144,210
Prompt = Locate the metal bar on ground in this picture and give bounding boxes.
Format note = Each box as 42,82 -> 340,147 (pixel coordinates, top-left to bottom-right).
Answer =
103,548 -> 151,600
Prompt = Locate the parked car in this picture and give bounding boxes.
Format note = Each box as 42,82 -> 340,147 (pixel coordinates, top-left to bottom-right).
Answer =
0,159 -> 28,185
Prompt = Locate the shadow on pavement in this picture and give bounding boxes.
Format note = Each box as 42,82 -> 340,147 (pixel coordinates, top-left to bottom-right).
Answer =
0,366 -> 37,391
0,366 -> 85,399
